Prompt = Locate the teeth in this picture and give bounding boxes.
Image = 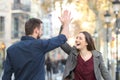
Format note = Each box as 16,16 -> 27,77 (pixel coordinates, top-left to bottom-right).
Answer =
76,42 -> 80,46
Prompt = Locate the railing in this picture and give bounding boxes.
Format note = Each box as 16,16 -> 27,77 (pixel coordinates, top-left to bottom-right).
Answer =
12,3 -> 30,12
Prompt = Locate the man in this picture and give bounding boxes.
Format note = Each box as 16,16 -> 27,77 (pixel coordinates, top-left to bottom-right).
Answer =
2,10 -> 71,80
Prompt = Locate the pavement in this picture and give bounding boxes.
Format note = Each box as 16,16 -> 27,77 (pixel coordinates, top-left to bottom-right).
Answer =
46,73 -> 63,80
0,71 -> 63,80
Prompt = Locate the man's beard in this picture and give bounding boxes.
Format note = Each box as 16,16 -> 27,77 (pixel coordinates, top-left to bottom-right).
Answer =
37,34 -> 40,39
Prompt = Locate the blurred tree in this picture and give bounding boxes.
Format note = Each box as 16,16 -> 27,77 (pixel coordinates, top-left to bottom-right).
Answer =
87,0 -> 112,50
71,20 -> 82,36
65,0 -> 112,50
87,0 -> 111,31
41,0 -> 63,14
41,0 -> 53,14
41,0 -> 112,49
65,0 -> 96,36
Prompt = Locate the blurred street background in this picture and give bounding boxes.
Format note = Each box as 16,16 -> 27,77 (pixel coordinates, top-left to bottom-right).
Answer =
0,0 -> 120,80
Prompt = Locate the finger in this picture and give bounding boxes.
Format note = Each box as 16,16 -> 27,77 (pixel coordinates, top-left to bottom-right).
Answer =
68,11 -> 71,17
64,10 -> 68,15
58,17 -> 64,24
58,17 -> 63,21
63,10 -> 69,17
70,17 -> 73,22
58,17 -> 61,20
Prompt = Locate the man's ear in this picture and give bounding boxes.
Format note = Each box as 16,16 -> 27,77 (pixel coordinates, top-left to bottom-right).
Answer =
34,27 -> 38,34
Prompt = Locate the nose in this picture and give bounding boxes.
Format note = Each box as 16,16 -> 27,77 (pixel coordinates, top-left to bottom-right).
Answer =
75,38 -> 79,43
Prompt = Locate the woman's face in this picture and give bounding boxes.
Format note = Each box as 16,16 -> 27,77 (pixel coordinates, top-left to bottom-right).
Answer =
75,33 -> 88,50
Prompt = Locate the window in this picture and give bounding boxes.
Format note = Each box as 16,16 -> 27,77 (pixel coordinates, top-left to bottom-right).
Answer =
0,16 -> 5,38
15,0 -> 21,3
0,16 -> 4,32
13,17 -> 19,38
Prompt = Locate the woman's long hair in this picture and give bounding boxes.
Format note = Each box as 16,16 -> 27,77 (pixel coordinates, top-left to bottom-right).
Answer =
80,31 -> 96,51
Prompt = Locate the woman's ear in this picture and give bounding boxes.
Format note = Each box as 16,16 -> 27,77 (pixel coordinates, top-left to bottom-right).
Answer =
86,42 -> 88,46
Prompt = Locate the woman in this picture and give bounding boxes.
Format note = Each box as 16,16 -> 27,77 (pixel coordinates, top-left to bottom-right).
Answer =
60,31 -> 112,80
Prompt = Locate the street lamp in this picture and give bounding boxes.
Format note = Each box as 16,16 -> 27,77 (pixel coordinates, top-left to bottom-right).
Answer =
104,10 -> 111,24
104,10 -> 111,70
112,0 -> 120,80
112,0 -> 120,15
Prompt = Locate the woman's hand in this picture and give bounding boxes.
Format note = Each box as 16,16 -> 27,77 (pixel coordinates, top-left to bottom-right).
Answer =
59,10 -> 72,27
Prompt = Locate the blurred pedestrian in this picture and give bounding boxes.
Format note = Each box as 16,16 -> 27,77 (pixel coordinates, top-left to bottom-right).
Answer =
2,10 -> 71,80
45,56 -> 52,80
58,60 -> 64,73
59,28 -> 112,80
52,60 -> 59,74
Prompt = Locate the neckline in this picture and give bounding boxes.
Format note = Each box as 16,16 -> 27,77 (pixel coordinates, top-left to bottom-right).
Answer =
79,54 -> 93,62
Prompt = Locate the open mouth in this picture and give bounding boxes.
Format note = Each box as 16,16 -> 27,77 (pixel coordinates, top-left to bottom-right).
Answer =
76,43 -> 80,46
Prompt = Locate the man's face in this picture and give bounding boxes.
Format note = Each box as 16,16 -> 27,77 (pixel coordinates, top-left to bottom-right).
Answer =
37,24 -> 43,39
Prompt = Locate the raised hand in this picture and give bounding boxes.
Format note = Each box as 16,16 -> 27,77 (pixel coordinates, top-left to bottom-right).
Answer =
59,10 -> 71,26
59,10 -> 71,39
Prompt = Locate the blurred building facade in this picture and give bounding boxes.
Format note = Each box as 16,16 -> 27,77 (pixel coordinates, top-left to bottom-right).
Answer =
0,0 -> 119,79
0,0 -> 31,47
0,0 -> 12,47
0,0 -> 118,72
0,0 -> 67,63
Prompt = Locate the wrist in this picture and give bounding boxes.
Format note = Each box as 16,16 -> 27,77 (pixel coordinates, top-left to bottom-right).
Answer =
63,23 -> 69,27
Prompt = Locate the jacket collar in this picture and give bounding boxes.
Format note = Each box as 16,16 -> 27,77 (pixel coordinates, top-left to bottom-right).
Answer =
92,50 -> 100,57
21,36 -> 36,41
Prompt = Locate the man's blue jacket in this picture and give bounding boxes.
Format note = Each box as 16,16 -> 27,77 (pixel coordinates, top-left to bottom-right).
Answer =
2,34 -> 67,80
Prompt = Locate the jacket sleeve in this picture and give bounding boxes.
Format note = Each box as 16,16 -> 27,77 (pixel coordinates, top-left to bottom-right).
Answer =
37,34 -> 67,53
2,52 -> 13,80
99,53 -> 112,80
59,26 -> 72,55
61,43 -> 72,55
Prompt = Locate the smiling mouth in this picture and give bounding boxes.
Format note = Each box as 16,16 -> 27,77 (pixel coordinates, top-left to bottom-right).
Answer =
76,44 -> 80,46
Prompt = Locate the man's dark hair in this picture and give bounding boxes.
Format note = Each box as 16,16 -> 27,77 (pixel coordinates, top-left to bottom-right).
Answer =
25,18 -> 43,35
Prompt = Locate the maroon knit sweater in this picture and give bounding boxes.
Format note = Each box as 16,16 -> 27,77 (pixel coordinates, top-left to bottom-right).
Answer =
74,55 -> 96,80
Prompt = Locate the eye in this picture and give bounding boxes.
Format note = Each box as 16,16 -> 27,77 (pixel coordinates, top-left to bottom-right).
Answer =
79,37 -> 82,40
76,36 -> 78,39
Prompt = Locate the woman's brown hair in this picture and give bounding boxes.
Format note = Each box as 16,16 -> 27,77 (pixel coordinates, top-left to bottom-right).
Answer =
80,31 -> 96,51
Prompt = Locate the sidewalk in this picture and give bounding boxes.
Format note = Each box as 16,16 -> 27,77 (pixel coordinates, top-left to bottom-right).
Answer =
52,73 -> 63,80
0,71 -> 63,80
45,71 -> 63,80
